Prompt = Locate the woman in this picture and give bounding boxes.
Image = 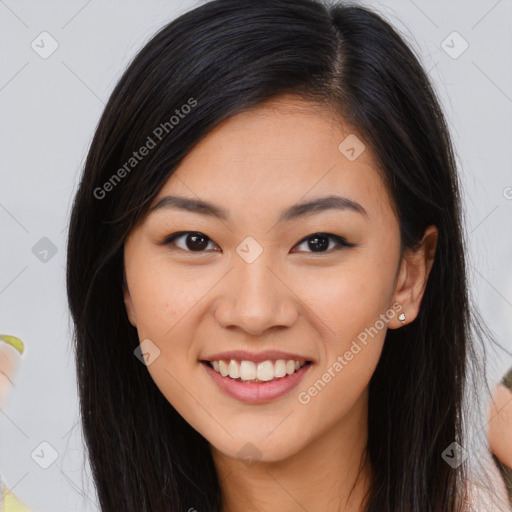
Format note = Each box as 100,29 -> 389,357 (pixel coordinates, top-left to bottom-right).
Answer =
66,0 -> 509,510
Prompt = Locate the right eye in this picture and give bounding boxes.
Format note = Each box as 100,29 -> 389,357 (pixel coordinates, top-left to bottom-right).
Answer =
162,231 -> 221,252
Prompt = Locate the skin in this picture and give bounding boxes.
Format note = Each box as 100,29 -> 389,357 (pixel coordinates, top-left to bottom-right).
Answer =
123,94 -> 438,512
489,383 -> 512,468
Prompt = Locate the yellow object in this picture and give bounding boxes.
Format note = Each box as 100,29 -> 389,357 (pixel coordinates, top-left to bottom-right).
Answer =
0,335 -> 30,511
2,484 -> 33,511
0,335 -> 24,355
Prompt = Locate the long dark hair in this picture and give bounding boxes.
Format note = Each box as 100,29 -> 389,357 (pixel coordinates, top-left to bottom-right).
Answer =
66,1 -> 499,510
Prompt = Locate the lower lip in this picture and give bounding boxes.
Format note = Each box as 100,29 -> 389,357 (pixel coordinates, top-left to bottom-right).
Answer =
202,362 -> 312,404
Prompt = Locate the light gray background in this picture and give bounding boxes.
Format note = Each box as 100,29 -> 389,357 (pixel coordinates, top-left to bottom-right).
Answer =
0,1 -> 511,510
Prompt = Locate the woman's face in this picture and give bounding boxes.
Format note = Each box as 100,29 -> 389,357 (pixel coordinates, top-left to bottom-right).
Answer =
123,95 -> 435,463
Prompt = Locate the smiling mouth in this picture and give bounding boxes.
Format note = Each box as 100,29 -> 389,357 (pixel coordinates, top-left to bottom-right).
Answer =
200,359 -> 313,383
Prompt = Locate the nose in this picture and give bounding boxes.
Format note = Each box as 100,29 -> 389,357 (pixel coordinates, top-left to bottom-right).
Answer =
214,254 -> 299,336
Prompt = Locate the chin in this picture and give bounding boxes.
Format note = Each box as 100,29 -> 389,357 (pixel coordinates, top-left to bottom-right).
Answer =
209,429 -> 308,465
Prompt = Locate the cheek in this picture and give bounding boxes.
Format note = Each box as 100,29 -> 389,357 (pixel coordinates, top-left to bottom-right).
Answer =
294,271 -> 388,433
125,256 -> 210,398
296,255 -> 396,342
128,268 -> 199,410
293,251 -> 396,401
127,257 -> 203,339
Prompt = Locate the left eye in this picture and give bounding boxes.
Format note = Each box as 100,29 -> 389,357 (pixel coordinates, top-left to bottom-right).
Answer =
161,231 -> 354,253
293,233 -> 354,253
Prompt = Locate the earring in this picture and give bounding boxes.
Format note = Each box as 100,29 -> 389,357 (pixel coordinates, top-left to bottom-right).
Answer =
398,312 -> 406,322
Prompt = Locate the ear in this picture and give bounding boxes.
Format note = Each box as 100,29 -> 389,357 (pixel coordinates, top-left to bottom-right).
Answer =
123,280 -> 138,328
389,225 -> 438,329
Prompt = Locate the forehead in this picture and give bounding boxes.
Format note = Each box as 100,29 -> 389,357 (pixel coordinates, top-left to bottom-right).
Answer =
152,95 -> 393,224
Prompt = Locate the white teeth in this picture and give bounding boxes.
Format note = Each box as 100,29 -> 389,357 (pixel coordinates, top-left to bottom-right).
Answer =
208,358 -> 308,381
228,359 -> 240,379
274,359 -> 287,378
240,361 -> 257,381
256,361 -> 274,381
219,360 -> 229,377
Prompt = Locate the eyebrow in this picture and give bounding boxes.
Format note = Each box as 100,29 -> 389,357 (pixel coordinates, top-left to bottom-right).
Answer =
149,194 -> 368,222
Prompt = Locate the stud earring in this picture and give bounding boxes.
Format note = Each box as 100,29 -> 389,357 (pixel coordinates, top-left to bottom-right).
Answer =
398,312 -> 406,322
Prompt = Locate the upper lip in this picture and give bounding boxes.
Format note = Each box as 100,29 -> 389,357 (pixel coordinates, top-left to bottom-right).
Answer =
200,350 -> 314,364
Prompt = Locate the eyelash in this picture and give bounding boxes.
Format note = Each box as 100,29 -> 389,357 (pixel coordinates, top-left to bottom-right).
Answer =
160,231 -> 355,254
